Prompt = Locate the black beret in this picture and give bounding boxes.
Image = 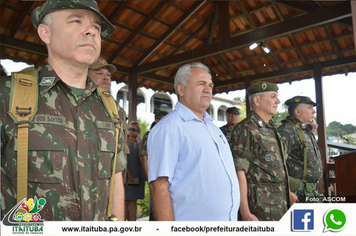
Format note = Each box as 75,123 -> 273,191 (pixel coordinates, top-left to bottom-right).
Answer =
285,96 -> 318,106
226,107 -> 240,115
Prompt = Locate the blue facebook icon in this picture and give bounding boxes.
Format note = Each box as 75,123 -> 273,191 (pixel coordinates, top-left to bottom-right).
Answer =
292,209 -> 314,231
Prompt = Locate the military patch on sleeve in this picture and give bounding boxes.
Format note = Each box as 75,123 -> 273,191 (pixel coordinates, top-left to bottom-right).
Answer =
39,77 -> 55,86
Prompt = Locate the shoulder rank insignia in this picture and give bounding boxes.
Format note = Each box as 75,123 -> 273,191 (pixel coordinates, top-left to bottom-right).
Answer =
39,77 -> 55,86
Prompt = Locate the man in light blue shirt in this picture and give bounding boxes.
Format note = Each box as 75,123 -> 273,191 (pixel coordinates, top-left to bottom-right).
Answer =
148,62 -> 240,221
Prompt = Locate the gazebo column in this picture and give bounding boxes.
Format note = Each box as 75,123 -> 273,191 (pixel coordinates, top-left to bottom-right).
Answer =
314,62 -> 328,195
128,72 -> 138,122
244,77 -> 251,114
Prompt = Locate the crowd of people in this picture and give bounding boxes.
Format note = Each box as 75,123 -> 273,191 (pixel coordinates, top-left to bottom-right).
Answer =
1,0 -> 323,222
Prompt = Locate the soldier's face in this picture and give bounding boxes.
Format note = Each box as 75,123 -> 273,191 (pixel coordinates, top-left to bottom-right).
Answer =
88,67 -> 111,91
298,104 -> 316,124
259,91 -> 280,116
177,68 -> 213,116
227,113 -> 240,126
42,9 -> 101,66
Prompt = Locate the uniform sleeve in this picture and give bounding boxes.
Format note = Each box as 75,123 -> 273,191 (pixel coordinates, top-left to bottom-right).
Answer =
147,124 -> 179,184
230,125 -> 251,172
139,132 -> 149,156
278,124 -> 295,155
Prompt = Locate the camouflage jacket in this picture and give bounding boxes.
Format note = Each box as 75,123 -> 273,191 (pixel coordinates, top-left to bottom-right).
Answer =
230,111 -> 289,221
0,65 -> 126,221
220,124 -> 234,144
139,131 -> 149,156
278,116 -> 322,183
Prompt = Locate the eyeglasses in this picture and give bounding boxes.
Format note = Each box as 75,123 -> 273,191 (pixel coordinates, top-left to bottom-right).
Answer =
128,127 -> 139,132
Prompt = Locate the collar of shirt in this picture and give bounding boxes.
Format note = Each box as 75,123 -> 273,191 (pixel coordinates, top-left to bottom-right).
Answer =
38,64 -> 98,96
175,101 -> 213,123
250,110 -> 277,129
287,116 -> 308,129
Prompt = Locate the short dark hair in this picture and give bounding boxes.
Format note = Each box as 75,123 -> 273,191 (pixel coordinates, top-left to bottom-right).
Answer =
155,111 -> 168,119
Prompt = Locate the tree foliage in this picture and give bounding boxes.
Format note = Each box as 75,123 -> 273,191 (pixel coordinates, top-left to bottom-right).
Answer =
326,121 -> 356,137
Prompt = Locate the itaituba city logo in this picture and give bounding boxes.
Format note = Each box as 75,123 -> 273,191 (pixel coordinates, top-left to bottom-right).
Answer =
3,196 -> 46,234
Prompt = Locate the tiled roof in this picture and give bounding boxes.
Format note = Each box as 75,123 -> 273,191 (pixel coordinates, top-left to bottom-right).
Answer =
1,0 -> 355,93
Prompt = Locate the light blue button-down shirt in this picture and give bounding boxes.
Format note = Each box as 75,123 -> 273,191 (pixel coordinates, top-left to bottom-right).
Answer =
148,102 -> 240,221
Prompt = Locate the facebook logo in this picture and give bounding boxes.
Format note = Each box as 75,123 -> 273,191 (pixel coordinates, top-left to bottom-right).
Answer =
292,209 -> 314,231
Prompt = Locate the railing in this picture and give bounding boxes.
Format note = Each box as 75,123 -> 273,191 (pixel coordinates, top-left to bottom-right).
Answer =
326,142 -> 356,198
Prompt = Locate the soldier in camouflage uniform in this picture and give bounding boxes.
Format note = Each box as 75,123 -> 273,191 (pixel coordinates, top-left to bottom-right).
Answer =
220,107 -> 240,143
1,0 -> 126,221
230,82 -> 291,221
278,96 -> 323,202
89,57 -> 130,158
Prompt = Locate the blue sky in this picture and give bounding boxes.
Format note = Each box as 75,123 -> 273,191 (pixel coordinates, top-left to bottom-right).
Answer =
2,59 -> 355,126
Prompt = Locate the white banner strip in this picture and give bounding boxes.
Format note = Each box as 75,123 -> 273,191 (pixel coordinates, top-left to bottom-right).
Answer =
1,203 -> 355,236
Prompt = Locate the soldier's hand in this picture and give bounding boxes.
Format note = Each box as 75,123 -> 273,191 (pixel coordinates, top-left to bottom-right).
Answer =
241,212 -> 259,221
289,190 -> 298,206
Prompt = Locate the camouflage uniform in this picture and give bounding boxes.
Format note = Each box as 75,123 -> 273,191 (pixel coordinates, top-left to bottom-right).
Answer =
220,124 -> 234,143
230,111 -> 290,221
1,65 -> 126,220
278,116 -> 322,201
139,131 -> 149,157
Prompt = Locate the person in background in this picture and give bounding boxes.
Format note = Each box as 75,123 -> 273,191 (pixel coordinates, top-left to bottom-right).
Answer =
88,57 -> 129,171
148,62 -> 240,221
220,107 -> 241,143
125,121 -> 145,221
278,96 -> 323,202
139,110 -> 168,221
230,82 -> 293,221
1,0 -> 125,220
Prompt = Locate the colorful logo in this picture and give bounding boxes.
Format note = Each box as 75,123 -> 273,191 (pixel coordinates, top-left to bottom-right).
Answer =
292,209 -> 314,231
323,209 -> 346,232
3,197 -> 46,226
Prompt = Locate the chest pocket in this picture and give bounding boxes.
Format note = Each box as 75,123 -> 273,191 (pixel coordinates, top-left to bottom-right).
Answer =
12,115 -> 65,183
96,121 -> 118,179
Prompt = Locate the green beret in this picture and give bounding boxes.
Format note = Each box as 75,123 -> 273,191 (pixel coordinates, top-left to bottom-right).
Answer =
31,0 -> 115,40
285,96 -> 318,106
247,82 -> 279,96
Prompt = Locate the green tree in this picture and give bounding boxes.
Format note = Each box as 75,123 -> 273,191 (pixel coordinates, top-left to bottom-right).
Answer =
137,118 -> 150,137
326,121 -> 356,138
326,121 -> 345,137
234,97 -> 246,121
272,104 -> 289,125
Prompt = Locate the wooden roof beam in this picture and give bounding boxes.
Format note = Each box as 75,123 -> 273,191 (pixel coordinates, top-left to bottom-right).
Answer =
108,0 -> 168,62
271,0 -> 352,27
135,1 -> 206,66
0,35 -> 48,56
137,2 -> 351,73
9,2 -> 32,38
214,55 -> 356,88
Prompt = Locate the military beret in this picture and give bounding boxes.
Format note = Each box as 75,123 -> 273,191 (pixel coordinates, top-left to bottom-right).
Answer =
247,82 -> 279,96
226,107 -> 240,115
31,0 -> 115,40
285,96 -> 318,106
